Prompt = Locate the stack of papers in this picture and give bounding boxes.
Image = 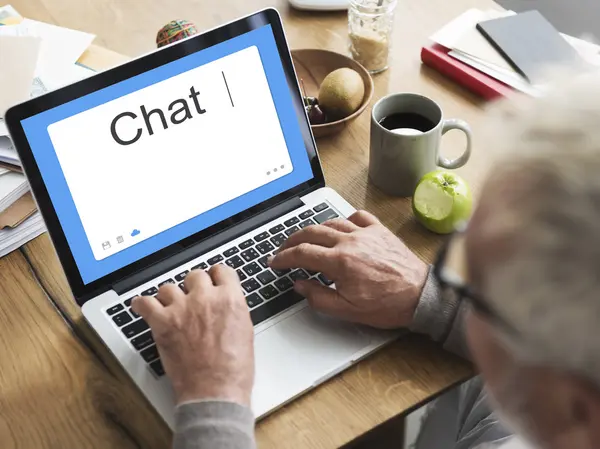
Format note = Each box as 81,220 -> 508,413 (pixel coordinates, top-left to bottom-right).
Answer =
0,170 -> 28,213
0,4 -> 95,257
428,9 -> 600,97
0,212 -> 45,258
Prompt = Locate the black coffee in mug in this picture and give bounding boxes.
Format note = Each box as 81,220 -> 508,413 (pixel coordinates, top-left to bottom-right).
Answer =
378,112 -> 436,134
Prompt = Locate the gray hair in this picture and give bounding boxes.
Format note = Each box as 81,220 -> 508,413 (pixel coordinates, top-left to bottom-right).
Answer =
473,70 -> 600,388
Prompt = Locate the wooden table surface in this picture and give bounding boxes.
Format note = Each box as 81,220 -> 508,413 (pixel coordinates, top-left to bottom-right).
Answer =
1,0 -> 505,447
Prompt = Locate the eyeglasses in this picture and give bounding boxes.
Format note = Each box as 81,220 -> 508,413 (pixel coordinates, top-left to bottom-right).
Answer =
432,230 -> 519,336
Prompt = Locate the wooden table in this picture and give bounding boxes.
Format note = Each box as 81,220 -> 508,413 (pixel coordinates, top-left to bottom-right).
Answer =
1,0 -> 504,447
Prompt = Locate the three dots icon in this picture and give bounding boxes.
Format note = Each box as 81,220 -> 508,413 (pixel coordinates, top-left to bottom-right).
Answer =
267,165 -> 285,176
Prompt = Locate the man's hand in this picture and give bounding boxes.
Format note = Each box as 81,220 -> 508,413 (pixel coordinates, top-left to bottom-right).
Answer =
132,265 -> 254,406
270,210 -> 428,329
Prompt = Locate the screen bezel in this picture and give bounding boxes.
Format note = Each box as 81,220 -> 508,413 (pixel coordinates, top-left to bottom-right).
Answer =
6,8 -> 325,301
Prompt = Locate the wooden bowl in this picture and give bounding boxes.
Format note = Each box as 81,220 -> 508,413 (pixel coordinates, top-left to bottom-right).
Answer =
291,49 -> 374,138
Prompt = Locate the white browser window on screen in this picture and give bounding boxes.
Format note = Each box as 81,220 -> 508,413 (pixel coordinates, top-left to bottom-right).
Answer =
47,46 -> 293,261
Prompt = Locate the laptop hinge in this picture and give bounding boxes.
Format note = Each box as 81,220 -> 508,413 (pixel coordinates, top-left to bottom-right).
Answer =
113,195 -> 305,295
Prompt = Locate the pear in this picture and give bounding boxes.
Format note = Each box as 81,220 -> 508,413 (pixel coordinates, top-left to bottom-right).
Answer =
318,68 -> 365,121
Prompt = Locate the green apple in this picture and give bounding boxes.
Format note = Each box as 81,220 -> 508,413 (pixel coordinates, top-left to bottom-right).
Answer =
412,170 -> 473,234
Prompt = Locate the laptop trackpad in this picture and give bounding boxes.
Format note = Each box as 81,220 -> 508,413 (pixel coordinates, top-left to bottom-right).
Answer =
253,307 -> 370,415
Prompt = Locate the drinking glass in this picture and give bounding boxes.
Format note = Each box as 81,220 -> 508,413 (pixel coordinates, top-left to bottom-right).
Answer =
348,0 -> 397,74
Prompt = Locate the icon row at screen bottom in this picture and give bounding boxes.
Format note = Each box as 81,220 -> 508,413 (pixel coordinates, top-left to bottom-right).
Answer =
101,229 -> 141,251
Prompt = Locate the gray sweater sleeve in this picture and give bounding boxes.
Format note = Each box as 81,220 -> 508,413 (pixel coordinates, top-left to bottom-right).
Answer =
173,400 -> 256,449
409,266 -> 471,360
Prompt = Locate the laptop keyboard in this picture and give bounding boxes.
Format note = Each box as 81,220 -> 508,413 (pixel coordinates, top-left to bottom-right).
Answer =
104,202 -> 338,378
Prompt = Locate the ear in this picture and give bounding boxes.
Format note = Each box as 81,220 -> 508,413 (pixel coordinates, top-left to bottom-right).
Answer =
506,367 -> 600,449
556,375 -> 600,449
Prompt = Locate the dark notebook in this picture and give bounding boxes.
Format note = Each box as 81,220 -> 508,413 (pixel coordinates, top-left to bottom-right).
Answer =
476,10 -> 583,84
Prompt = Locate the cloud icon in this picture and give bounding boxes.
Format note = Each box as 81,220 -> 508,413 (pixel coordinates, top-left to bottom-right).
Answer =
131,229 -> 141,237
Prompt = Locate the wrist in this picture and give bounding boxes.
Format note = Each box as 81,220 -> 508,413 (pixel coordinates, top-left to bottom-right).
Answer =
401,261 -> 429,327
408,266 -> 461,342
173,379 -> 252,407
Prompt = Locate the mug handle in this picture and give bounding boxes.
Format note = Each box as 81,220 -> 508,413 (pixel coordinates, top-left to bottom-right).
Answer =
438,119 -> 472,169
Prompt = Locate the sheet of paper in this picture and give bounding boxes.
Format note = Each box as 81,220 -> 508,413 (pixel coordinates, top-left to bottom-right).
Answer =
0,35 -> 41,116
0,22 -> 27,36
430,9 -> 493,50
19,19 -> 95,77
27,65 -> 95,103
0,119 -> 7,137
564,34 -> 600,66
0,5 -> 21,25
41,64 -> 95,92
0,168 -> 8,177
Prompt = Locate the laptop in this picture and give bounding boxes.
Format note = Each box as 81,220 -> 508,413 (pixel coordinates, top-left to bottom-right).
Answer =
6,8 -> 397,427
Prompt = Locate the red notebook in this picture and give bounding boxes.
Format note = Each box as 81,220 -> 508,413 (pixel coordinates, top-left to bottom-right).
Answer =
421,44 -> 514,100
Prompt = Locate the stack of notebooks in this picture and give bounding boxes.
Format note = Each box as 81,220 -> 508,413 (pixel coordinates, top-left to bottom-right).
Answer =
422,9 -> 600,100
0,4 -> 96,258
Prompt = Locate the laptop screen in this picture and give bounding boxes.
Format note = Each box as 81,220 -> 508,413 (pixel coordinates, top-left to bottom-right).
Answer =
20,24 -> 314,285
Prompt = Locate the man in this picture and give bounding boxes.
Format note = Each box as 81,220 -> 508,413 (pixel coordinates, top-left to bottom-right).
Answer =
132,73 -> 600,449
